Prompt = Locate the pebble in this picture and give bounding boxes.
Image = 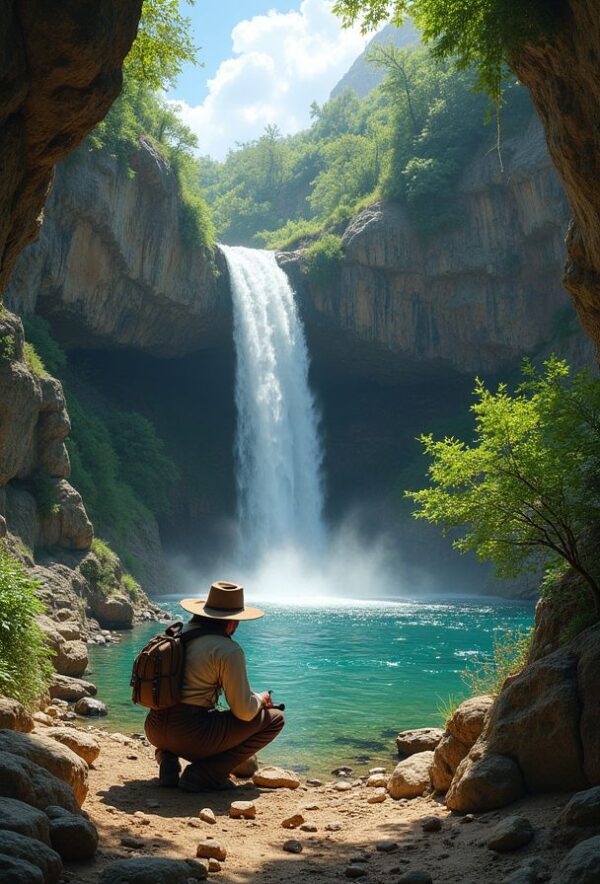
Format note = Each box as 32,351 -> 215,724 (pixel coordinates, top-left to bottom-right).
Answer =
367,788 -> 387,804
121,835 -> 145,849
197,839 -> 227,861
282,814 -> 305,829
188,820 -> 202,829
376,839 -> 399,853
459,814 -> 475,825
133,812 -> 150,825
345,866 -> 368,879
200,808 -> 217,825
229,801 -> 256,820
334,782 -> 353,792
300,824 -> 318,832
366,774 -> 388,788
307,779 -> 323,786
421,816 -> 442,832
397,873 -> 433,884
369,767 -> 387,775
325,822 -> 343,832
283,839 -> 303,854
208,859 -> 221,872
126,754 -> 139,760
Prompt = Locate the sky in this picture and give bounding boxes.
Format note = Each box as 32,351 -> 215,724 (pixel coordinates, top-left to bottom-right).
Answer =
167,0 -> 370,160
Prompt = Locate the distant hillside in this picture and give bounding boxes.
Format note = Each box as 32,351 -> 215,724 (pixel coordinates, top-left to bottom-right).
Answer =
330,21 -> 420,99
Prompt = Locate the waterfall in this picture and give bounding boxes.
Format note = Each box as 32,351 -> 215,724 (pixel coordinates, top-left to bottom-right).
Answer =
222,246 -> 326,562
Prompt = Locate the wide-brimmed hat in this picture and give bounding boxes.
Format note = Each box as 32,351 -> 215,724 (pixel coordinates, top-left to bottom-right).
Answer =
180,581 -> 264,621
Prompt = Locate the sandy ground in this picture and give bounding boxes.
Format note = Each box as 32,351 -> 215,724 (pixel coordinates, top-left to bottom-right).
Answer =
57,728 -> 575,884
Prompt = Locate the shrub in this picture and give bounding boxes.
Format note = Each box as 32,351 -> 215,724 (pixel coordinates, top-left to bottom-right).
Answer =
0,332 -> 15,365
122,573 -> 140,601
0,544 -> 54,707
23,316 -> 67,377
437,692 -> 462,726
23,342 -> 47,377
462,627 -> 533,698
81,538 -> 120,597
303,234 -> 345,287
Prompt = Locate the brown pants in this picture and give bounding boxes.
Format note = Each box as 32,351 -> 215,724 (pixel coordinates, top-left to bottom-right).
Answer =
145,703 -> 285,784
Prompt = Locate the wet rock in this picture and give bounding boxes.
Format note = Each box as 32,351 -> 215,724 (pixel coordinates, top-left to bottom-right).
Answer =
0,797 -> 50,843
0,698 -> 34,733
252,766 -> 300,789
46,806 -> 98,861
555,786 -> 600,846
421,816 -> 442,832
388,751 -> 434,800
44,727 -> 100,765
0,830 -> 62,884
0,730 -> 88,806
446,750 -> 524,813
396,727 -> 444,756
486,816 -> 534,852
229,801 -> 256,820
100,857 -> 208,882
0,854 -> 44,883
283,839 -> 303,853
196,838 -> 227,861
551,836 -> 600,883
231,755 -> 258,778
0,750 -> 78,812
282,814 -> 305,829
367,788 -> 387,804
199,808 -> 216,825
74,697 -> 107,717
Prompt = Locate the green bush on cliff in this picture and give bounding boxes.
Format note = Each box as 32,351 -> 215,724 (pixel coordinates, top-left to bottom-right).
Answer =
407,357 -> 600,617
462,626 -> 533,697
0,544 -> 53,707
24,315 -> 67,377
303,235 -> 345,287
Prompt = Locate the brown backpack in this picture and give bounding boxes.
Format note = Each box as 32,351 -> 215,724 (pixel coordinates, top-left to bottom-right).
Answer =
130,621 -> 205,709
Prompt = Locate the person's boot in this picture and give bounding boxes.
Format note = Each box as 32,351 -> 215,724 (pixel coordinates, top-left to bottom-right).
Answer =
179,762 -> 237,793
157,750 -> 181,788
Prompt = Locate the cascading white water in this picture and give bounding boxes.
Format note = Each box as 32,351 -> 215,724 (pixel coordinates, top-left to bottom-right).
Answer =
222,245 -> 326,562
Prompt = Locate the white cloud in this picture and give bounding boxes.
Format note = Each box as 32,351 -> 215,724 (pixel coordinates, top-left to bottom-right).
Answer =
171,0 -> 369,160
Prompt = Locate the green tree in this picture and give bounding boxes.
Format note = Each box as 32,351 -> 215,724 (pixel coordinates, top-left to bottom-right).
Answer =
126,0 -> 198,91
407,358 -> 600,616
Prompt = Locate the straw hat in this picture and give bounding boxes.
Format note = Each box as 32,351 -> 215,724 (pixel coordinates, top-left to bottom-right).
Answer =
180,581 -> 264,621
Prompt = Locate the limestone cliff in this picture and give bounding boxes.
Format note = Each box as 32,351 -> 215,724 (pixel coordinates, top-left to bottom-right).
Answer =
284,117 -> 593,380
6,139 -> 228,357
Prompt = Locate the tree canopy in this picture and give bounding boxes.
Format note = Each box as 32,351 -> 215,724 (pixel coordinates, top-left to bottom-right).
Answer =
407,358 -> 600,615
125,0 -> 198,91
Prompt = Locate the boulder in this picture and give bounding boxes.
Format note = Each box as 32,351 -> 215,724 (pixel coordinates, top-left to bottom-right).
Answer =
92,595 -> 134,630
0,751 -> 78,812
49,675 -> 97,702
0,854 -> 44,884
74,697 -> 107,717
0,797 -> 50,843
45,806 -> 98,861
396,727 -> 444,756
575,626 -> 600,784
54,622 -> 82,642
0,698 -> 34,733
446,749 -> 524,813
44,728 -> 100,765
252,766 -> 300,789
486,815 -> 535,852
387,751 -> 434,800
551,836 -> 600,883
432,733 -> 471,793
555,786 -> 600,846
232,754 -> 259,777
503,858 -> 551,884
0,730 -> 88,806
0,830 -> 62,884
38,480 -> 93,550
99,858 -> 208,883
431,696 -> 494,793
53,640 -> 88,679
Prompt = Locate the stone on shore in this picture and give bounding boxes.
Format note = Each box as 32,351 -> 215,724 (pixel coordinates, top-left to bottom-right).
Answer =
0,797 -> 51,843
0,749 -> 79,812
283,839 -> 303,853
432,696 -> 494,793
46,806 -> 98,861
446,749 -> 524,812
367,788 -> 387,804
0,830 -> 62,884
196,838 -> 227,861
100,857 -> 208,882
49,675 -> 97,702
0,730 -> 88,806
554,786 -> 600,846
396,727 -> 444,756
199,808 -> 216,825
366,773 -> 388,788
44,727 -> 100,765
0,698 -> 34,733
397,872 -> 433,884
229,801 -> 256,820
252,766 -> 300,789
486,816 -> 534,852
551,836 -> 600,883
282,813 -> 305,829
388,751 -> 434,800
232,755 -> 259,777
421,816 -> 442,832
345,865 -> 368,878
0,854 -> 44,883
74,697 -> 107,717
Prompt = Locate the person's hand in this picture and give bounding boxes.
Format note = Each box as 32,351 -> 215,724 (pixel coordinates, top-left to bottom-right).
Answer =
259,691 -> 273,708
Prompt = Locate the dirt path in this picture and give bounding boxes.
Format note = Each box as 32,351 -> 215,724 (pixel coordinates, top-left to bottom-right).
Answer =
62,729 -> 569,883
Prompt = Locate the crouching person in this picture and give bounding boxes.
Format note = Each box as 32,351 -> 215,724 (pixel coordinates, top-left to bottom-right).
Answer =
144,581 -> 284,791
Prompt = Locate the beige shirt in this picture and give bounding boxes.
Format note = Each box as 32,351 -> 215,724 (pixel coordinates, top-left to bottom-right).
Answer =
180,628 -> 262,722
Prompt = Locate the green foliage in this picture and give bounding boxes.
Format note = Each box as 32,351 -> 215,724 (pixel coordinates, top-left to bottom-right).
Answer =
0,332 -> 15,365
462,627 -> 532,697
407,358 -> 600,615
0,544 -> 53,707
23,316 -> 67,377
122,573 -> 140,601
23,342 -> 47,377
125,0 -> 198,92
437,692 -> 462,726
332,0 -> 561,101
82,538 -> 120,597
303,235 -> 345,287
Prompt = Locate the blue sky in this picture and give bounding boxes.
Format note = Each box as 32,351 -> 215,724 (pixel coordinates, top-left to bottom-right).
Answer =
168,0 -> 370,159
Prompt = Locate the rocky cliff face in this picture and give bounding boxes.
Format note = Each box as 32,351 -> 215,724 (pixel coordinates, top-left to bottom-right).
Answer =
6,139 -> 228,356
0,0 -> 142,294
284,117 -> 592,380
